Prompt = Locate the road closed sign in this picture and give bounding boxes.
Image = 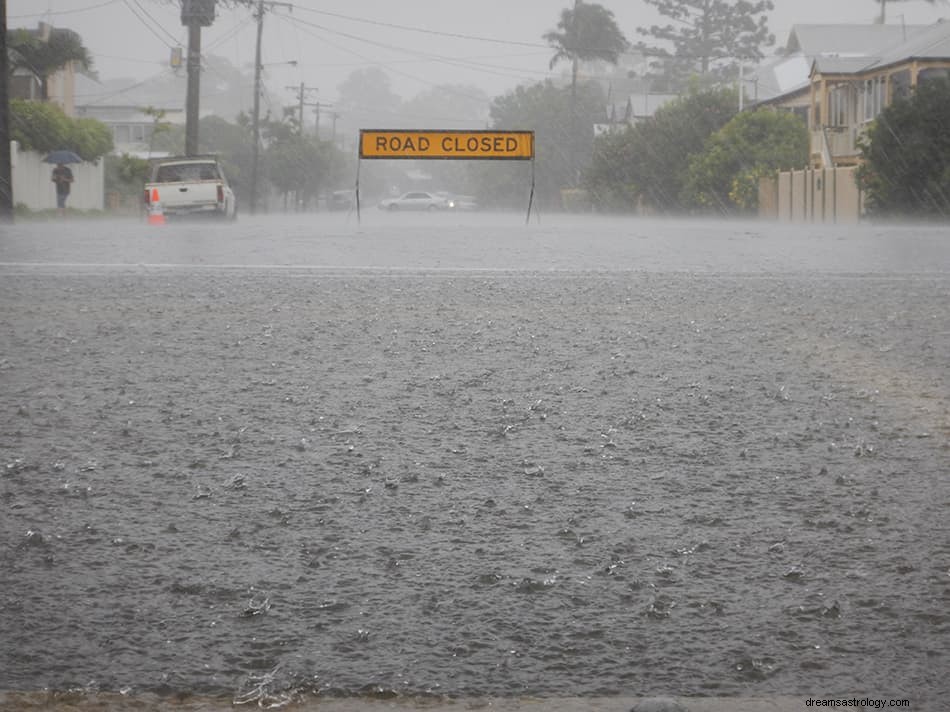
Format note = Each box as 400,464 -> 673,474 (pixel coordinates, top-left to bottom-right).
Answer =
360,130 -> 534,160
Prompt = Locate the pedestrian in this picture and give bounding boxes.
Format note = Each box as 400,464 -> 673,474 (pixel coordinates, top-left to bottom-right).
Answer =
51,162 -> 74,216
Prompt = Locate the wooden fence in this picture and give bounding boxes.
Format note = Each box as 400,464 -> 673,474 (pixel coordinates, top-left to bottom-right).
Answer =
759,167 -> 863,223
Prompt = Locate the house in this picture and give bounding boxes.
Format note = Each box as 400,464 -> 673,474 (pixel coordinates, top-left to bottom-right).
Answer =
751,24 -> 930,123
756,21 -> 950,223
75,103 -> 185,159
7,22 -> 84,116
807,20 -> 950,168
595,92 -> 680,136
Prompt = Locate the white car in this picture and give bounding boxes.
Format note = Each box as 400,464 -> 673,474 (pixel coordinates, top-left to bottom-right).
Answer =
378,191 -> 452,211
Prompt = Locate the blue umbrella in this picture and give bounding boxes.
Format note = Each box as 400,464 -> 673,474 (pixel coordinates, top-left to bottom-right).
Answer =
43,150 -> 83,164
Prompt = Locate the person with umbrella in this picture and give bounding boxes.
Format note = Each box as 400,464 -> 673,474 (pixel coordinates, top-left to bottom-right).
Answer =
45,150 -> 81,215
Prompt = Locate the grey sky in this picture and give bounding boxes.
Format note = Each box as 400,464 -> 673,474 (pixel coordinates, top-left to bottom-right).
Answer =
8,0 -> 949,105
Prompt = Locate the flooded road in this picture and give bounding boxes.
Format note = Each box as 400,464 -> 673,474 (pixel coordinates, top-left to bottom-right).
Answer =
1,213 -> 948,710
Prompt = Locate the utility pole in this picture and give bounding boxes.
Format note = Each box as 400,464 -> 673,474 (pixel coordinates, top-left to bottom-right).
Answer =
0,0 -> 14,223
286,83 -> 319,134
182,0 -> 216,156
312,102 -> 334,140
249,0 -> 264,214
329,110 -> 340,146
249,0 -> 293,214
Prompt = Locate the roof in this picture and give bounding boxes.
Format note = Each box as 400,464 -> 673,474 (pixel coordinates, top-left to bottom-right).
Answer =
811,56 -> 881,75
754,21 -> 950,102
786,24 -> 929,56
810,19 -> 950,77
870,18 -> 950,69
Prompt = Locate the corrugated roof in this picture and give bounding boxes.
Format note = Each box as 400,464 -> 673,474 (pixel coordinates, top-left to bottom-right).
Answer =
754,21 -> 950,102
869,19 -> 950,69
811,56 -> 880,75
787,24 -> 928,56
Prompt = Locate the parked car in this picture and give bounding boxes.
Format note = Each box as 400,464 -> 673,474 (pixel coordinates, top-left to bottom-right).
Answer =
435,191 -> 479,211
328,189 -> 356,211
378,191 -> 452,211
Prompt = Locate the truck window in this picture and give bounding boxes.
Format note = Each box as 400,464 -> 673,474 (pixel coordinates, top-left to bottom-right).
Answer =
155,165 -> 182,182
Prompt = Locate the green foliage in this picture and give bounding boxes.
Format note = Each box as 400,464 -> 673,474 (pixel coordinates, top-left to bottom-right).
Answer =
684,109 -> 808,213
856,78 -> 950,218
585,86 -> 738,212
473,79 -> 606,209
262,112 -> 348,208
104,153 -> 150,200
636,0 -> 774,83
9,99 -> 112,160
68,117 -> 114,161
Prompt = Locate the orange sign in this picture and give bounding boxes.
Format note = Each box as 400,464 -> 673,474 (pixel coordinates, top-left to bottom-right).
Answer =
360,130 -> 534,160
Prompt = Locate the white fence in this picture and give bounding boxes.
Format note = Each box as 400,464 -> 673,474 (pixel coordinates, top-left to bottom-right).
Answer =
10,141 -> 105,211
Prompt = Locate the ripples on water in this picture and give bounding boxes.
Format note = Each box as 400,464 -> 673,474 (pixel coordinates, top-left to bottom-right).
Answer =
0,269 -> 948,708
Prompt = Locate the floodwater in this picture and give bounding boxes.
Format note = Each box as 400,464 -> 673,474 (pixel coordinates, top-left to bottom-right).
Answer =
0,213 -> 948,711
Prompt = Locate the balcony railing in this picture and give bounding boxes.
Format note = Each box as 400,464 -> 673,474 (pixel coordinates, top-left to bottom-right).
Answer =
810,125 -> 868,167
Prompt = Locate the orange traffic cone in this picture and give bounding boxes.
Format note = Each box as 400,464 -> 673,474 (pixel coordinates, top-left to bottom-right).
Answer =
147,188 -> 165,225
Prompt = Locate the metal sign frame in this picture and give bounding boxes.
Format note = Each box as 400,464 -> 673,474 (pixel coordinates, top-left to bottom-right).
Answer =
355,129 -> 536,224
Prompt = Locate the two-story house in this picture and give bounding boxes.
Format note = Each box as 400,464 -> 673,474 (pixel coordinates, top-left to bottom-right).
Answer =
808,20 -> 950,168
757,21 -> 950,222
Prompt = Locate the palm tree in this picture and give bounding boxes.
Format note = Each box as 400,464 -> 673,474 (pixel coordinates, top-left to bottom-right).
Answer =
7,27 -> 92,101
544,1 -> 629,102
544,1 -> 628,185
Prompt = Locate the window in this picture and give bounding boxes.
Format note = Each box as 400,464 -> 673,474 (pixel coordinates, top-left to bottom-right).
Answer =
863,76 -> 885,122
829,85 -> 850,127
919,67 -> 950,85
891,70 -> 912,102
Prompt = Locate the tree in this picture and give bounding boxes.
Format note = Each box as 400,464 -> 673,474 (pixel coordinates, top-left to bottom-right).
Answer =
9,99 -> 112,160
856,78 -> 950,219
104,153 -> 150,205
684,109 -> 808,213
474,79 -> 606,209
585,85 -> 737,212
544,2 -> 628,185
636,0 -> 774,84
7,27 -> 92,101
544,2 -> 629,100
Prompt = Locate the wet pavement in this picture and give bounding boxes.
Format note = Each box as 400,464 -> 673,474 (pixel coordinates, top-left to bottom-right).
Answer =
1,213 -> 947,712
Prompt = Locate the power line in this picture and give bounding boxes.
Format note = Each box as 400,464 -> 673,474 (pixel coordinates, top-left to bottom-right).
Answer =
128,0 -> 181,46
121,0 -> 177,49
10,0 -> 120,19
290,5 -> 548,50
275,11 -> 549,96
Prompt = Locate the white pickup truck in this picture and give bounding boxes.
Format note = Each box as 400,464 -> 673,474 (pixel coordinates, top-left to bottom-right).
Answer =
144,156 -> 237,219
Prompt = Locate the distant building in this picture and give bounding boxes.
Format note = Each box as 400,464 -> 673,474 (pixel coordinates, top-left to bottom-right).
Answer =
75,102 -> 185,158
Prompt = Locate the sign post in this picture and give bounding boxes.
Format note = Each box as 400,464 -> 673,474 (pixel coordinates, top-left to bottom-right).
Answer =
356,129 -> 535,223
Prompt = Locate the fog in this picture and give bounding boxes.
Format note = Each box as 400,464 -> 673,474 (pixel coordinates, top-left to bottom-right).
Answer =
7,0 -> 949,119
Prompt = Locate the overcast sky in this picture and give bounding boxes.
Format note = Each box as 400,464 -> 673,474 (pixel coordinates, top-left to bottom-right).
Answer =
8,0 -> 950,106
